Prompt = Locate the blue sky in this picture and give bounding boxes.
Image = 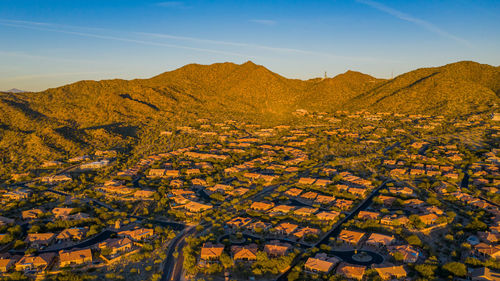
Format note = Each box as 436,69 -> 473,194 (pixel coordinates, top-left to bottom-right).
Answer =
1,0 -> 499,91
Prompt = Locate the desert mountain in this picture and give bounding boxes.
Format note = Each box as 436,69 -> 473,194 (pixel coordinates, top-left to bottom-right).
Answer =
0,60 -> 499,168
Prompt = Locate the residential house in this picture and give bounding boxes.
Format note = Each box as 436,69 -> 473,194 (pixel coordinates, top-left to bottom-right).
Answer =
285,188 -> 303,197
56,227 -> 88,242
304,253 -> 339,274
388,245 -> 420,263
294,207 -> 318,217
336,262 -> 366,280
98,238 -> 133,255
338,230 -> 366,245
335,199 -> 354,210
315,195 -> 336,205
231,244 -> 258,261
200,243 -> 224,262
25,233 -> 56,248
59,248 -> 92,267
293,227 -> 320,240
15,253 -> 55,272
418,213 -> 439,225
298,177 -> 316,185
118,228 -> 154,241
300,191 -> 319,201
373,265 -> 408,280
250,202 -> 274,211
365,233 -> 395,248
269,205 -> 295,215
247,221 -> 272,233
264,241 -> 291,257
470,267 -> 500,281
0,256 -> 18,272
316,211 -> 340,222
184,201 -> 212,213
358,211 -> 380,220
22,209 -> 44,220
273,222 -> 299,236
227,217 -> 252,229
52,207 -> 74,219
474,243 -> 500,260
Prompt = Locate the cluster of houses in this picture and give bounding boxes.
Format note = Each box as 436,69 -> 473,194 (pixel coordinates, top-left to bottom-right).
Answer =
0,227 -> 153,275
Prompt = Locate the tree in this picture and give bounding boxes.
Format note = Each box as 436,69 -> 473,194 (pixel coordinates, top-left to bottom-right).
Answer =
442,262 -> 466,277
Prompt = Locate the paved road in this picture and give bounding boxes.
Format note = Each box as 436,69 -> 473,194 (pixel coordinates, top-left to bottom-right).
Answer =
162,226 -> 196,281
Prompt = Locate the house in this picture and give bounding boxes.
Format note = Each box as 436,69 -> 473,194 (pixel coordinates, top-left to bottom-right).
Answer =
315,194 -> 336,205
294,207 -> 318,217
59,248 -> 92,267
134,190 -> 155,199
22,209 -> 44,220
264,241 -> 291,257
184,201 -> 212,213
118,228 -> 154,241
285,188 -> 303,197
314,179 -> 333,187
335,199 -> 354,210
250,202 -> 274,211
474,243 -> 500,260
358,211 -> 380,220
336,262 -> 366,280
98,237 -> 133,255
304,253 -> 339,274
338,230 -> 365,245
300,191 -> 319,201
373,265 -> 407,280
273,222 -> 299,236
316,211 -> 340,221
52,207 -> 74,219
388,245 -> 420,263
478,232 -> 500,244
377,195 -> 397,206
298,177 -> 316,185
292,227 -> 320,239
227,217 -> 252,229
348,187 -> 366,197
0,257 -> 17,272
365,233 -> 395,247
388,186 -> 414,196
381,215 -> 409,226
25,233 -> 56,248
470,267 -> 500,281
247,221 -> 272,233
231,244 -> 258,261
270,205 -> 295,215
56,227 -> 88,242
15,253 -> 55,272
200,243 -> 224,261
418,213 -> 439,225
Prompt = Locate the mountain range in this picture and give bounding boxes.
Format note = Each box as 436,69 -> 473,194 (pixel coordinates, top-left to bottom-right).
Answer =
0,60 -> 499,169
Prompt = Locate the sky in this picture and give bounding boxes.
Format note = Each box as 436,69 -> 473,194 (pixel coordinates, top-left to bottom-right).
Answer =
0,0 -> 499,91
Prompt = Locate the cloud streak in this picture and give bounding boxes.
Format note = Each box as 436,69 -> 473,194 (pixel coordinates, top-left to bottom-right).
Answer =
356,0 -> 471,47
0,18 -> 395,63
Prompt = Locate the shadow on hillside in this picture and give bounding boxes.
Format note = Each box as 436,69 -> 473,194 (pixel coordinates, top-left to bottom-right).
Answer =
83,123 -> 139,138
119,94 -> 159,111
0,98 -> 49,120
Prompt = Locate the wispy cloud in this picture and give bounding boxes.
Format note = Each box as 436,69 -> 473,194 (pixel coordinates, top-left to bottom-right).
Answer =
356,0 -> 471,47
0,18 -> 397,63
0,19 -> 246,57
156,1 -> 189,8
0,71 -> 109,81
249,19 -> 276,26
